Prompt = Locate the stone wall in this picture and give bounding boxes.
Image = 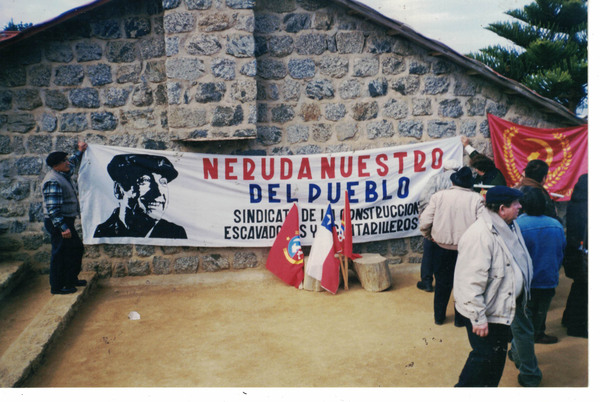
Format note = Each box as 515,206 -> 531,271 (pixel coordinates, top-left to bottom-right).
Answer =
0,0 -> 570,278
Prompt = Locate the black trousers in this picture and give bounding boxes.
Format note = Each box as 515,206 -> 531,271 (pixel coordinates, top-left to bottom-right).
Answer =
455,312 -> 512,387
419,237 -> 434,284
431,244 -> 457,322
44,217 -> 84,291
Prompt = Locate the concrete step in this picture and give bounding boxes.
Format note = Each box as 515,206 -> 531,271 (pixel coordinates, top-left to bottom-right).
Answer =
0,270 -> 97,387
0,261 -> 30,303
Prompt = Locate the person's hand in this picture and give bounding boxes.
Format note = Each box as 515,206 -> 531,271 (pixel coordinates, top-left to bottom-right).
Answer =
461,135 -> 470,147
61,228 -> 72,239
472,322 -> 488,337
78,141 -> 88,152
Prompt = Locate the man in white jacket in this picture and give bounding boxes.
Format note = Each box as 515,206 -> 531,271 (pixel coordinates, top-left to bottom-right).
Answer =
454,186 -> 533,387
419,166 -> 484,325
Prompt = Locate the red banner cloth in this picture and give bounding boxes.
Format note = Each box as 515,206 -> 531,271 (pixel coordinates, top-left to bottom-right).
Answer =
488,114 -> 588,201
265,204 -> 304,288
340,191 -> 361,260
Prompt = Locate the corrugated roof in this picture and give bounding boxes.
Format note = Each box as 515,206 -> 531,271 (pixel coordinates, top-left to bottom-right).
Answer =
0,0 -> 586,125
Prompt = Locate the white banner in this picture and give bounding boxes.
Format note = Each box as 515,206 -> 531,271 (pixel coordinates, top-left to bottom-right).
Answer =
79,137 -> 463,247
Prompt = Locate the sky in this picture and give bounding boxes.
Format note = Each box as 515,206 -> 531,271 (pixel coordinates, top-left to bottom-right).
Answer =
0,0 -> 533,54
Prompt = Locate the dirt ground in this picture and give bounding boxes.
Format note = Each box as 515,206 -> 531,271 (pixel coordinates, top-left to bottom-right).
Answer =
17,266 -> 588,388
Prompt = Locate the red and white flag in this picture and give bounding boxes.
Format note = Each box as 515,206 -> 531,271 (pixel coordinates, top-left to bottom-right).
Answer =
265,204 -> 304,288
305,204 -> 340,294
338,191 -> 361,260
488,114 -> 588,201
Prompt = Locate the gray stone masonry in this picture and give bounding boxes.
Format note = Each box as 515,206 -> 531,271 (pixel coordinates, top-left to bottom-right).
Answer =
0,0 -> 573,278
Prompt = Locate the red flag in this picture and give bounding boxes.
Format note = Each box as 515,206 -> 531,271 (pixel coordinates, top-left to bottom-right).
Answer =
488,114 -> 588,201
265,204 -> 304,288
340,191 -> 361,260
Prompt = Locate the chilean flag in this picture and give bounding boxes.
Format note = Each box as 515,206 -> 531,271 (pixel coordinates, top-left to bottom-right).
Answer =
305,204 -> 340,294
265,204 -> 304,288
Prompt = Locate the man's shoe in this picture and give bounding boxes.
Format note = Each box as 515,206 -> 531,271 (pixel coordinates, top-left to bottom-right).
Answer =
51,287 -> 77,295
75,279 -> 87,287
417,281 -> 434,292
434,317 -> 445,325
535,333 -> 558,344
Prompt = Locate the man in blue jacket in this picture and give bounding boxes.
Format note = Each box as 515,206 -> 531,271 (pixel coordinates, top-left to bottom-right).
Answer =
509,187 -> 565,386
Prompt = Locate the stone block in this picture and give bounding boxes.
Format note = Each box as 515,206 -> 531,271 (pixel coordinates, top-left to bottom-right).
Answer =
87,64 -> 113,86
91,112 -> 118,131
59,113 -> 88,132
140,36 -> 166,59
211,58 -> 236,80
124,17 -> 151,38
295,33 -> 327,55
311,123 -> 332,142
226,34 -> 255,58
283,13 -> 311,33
336,31 -> 364,54
324,103 -> 346,121
268,35 -> 294,57
45,43 -> 74,63
288,58 -> 315,79
0,91 -> 12,111
398,120 -> 423,139
166,58 -> 205,80
257,126 -> 282,145
212,105 -> 243,127
195,82 -> 226,103
257,59 -> 287,79
69,88 -> 100,108
427,120 -> 457,138
54,65 -> 84,86
6,114 -> 36,133
164,12 -> 196,33
28,65 -> 51,87
186,34 -> 222,55
306,79 -> 334,100
201,254 -> 227,272
175,255 -> 199,273
382,99 -> 408,120
75,41 -> 103,62
255,14 -> 280,34
91,19 -> 121,39
286,124 -> 309,143
351,101 -> 378,121
102,87 -> 131,107
106,41 -> 140,63
439,99 -> 463,118
14,89 -> 42,110
367,120 -> 395,139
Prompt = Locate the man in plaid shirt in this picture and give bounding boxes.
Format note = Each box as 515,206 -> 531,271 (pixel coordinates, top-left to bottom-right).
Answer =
42,141 -> 87,294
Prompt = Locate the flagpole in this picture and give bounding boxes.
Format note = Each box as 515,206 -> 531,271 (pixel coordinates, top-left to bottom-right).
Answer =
343,255 -> 349,290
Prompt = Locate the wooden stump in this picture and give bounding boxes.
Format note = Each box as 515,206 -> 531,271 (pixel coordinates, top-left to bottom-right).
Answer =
352,253 -> 392,292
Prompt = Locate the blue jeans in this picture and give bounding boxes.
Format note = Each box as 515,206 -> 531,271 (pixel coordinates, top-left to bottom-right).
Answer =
455,312 -> 512,387
510,295 -> 542,386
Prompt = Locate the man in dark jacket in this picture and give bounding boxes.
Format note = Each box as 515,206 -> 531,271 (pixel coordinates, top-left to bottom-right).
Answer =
42,142 -> 88,294
461,136 -> 506,195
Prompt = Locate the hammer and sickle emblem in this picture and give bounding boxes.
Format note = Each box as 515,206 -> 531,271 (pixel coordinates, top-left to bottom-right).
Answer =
524,138 -> 554,165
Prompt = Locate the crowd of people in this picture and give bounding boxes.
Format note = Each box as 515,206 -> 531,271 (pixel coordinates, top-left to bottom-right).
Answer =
418,136 -> 588,387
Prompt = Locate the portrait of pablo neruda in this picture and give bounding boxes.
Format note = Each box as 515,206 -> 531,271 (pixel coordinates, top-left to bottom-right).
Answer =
93,154 -> 187,239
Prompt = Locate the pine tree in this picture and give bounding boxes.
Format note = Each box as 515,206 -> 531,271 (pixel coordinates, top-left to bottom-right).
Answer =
468,0 -> 587,113
3,19 -> 33,32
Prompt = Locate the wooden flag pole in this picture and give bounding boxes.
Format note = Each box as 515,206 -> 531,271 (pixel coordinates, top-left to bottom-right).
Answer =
343,255 -> 349,290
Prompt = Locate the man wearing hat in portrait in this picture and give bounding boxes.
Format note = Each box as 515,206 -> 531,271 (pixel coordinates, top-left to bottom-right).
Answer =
93,154 -> 187,239
42,141 -> 88,295
454,186 -> 533,387
419,166 -> 485,326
